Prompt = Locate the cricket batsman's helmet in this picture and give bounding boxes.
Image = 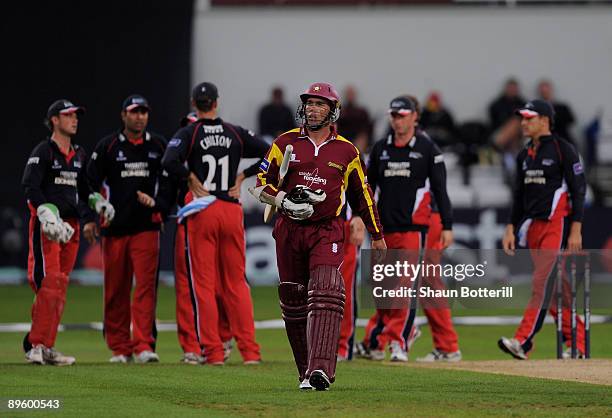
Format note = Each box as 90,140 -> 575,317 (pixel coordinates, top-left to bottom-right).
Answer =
296,82 -> 341,130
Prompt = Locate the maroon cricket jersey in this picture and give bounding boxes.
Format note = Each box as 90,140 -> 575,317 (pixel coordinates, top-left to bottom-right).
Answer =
256,127 -> 383,240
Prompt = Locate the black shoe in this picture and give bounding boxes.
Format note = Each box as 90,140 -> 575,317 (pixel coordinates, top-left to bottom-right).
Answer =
308,369 -> 330,391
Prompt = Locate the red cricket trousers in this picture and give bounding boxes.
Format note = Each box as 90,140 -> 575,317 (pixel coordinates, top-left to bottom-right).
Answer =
185,199 -> 260,364
514,217 -> 586,354
26,217 -> 79,349
174,223 -> 232,355
363,230 -> 423,351
102,230 -> 160,356
337,220 -> 358,359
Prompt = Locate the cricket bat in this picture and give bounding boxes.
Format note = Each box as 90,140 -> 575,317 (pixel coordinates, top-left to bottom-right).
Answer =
263,144 -> 293,223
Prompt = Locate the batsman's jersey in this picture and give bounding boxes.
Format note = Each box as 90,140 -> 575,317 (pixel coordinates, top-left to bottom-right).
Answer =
510,134 -> 585,226
22,138 -> 95,222
368,131 -> 452,233
162,117 -> 269,203
87,131 -> 171,236
256,127 -> 383,240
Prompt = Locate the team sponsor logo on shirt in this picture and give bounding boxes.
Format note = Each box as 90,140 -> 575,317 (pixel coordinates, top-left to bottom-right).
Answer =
259,158 -> 270,173
384,161 -> 411,178
299,168 -> 327,187
121,162 -> 150,178
116,151 -> 127,161
169,138 -> 182,147
410,151 -> 423,159
434,155 -> 444,164
27,157 -> 40,165
74,160 -> 82,168
380,150 -> 390,160
91,152 -> 98,160
524,169 -> 546,185
290,153 -> 300,163
573,162 -> 584,175
148,151 -> 160,159
542,158 -> 554,166
54,171 -> 77,186
327,161 -> 344,172
52,159 -> 62,169
332,243 -> 338,253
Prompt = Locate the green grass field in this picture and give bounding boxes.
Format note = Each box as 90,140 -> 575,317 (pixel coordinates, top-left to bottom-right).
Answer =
1,285 -> 611,417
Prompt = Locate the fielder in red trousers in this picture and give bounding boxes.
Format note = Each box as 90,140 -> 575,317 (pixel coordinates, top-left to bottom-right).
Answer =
88,95 -> 172,364
250,82 -> 385,391
358,95 -> 454,362
500,100 -> 586,359
162,82 -> 268,365
22,99 -> 113,366
172,113 -> 234,364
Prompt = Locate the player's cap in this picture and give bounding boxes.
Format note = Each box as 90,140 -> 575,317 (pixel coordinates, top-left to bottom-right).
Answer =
180,112 -> 198,127
122,94 -> 150,112
192,82 -> 219,102
516,99 -> 554,120
46,99 -> 86,118
388,96 -> 416,115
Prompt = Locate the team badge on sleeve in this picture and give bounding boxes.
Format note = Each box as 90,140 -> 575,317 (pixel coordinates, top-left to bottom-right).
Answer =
573,162 -> 584,175
169,138 -> 182,147
259,158 -> 270,173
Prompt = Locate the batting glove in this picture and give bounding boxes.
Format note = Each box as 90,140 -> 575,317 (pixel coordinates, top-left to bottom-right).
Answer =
285,185 -> 326,205
88,192 -> 115,224
36,203 -> 64,242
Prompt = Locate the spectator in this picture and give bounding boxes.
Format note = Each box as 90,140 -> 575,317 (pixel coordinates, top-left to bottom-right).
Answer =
258,86 -> 295,142
420,92 -> 457,149
489,78 -> 525,131
337,85 -> 372,153
537,79 -> 576,144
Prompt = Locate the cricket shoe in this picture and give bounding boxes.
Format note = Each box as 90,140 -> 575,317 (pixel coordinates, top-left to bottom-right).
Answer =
497,337 -> 528,360
134,350 -> 160,364
25,344 -> 46,365
308,370 -> 330,391
389,341 -> 408,362
223,339 -> 233,362
299,378 -> 313,390
182,352 -> 205,365
43,348 -> 76,366
562,348 -> 585,359
369,349 -> 385,361
109,354 -> 133,364
353,342 -> 371,359
416,349 -> 462,362
337,354 -> 348,362
243,359 -> 261,365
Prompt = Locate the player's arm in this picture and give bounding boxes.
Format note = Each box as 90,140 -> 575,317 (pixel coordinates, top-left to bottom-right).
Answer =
161,130 -> 192,181
240,126 -> 272,178
21,143 -> 50,209
346,154 -> 383,241
250,140 -> 284,206
560,141 -> 586,252
429,145 -> 454,248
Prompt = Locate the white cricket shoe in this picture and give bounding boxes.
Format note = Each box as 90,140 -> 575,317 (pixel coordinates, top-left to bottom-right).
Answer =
498,337 -> 528,360
308,369 -> 330,391
299,378 -> 313,390
389,341 -> 408,362
109,354 -> 133,363
416,349 -> 462,362
43,348 -> 76,366
25,344 -> 45,365
369,349 -> 385,361
353,342 -> 371,359
134,350 -> 159,364
182,352 -> 204,365
562,348 -> 585,359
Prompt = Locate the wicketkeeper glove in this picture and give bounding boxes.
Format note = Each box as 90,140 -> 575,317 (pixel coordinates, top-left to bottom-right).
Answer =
58,221 -> 75,244
88,192 -> 115,225
36,203 -> 65,242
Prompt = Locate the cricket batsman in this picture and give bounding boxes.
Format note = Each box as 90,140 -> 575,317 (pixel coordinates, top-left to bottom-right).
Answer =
249,82 -> 385,390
